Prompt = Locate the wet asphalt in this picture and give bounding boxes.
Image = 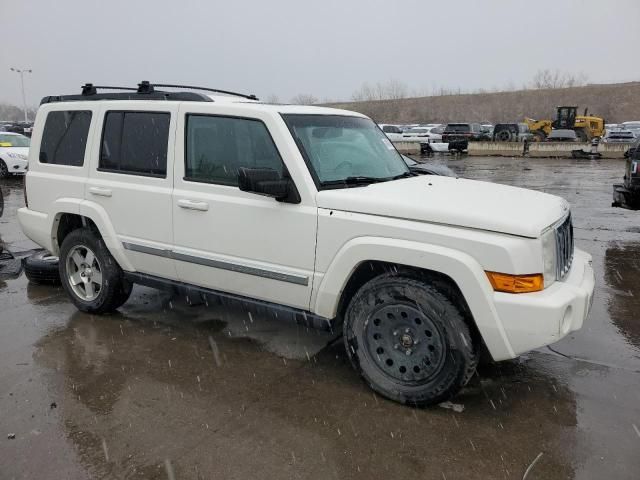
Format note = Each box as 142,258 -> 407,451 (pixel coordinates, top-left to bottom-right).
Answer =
0,156 -> 639,480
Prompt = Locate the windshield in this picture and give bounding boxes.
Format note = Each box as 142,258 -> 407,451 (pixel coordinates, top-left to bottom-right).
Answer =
0,134 -> 30,147
282,114 -> 409,187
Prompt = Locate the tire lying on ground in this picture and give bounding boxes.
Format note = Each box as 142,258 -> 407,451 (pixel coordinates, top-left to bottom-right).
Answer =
23,251 -> 61,285
343,272 -> 478,406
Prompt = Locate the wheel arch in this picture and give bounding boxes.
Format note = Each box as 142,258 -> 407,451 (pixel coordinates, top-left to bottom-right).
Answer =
50,200 -> 134,271
313,237 -> 515,360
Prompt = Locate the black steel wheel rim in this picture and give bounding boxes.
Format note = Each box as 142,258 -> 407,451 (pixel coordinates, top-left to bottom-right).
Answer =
363,303 -> 446,385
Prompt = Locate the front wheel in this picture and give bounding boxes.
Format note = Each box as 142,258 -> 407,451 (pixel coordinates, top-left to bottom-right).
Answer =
344,274 -> 478,406
59,228 -> 132,313
0,160 -> 9,178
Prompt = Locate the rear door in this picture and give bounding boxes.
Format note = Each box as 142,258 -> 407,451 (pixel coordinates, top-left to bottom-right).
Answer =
85,102 -> 178,279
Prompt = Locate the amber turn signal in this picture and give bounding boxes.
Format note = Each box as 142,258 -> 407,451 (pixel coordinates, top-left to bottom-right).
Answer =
485,271 -> 544,294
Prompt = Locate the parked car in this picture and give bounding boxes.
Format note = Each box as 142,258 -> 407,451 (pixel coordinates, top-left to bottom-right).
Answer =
402,126 -> 442,143
603,128 -> 637,144
0,122 -> 34,137
0,132 -> 30,177
493,123 -> 534,142
378,124 -> 404,142
441,123 -> 485,151
18,82 -> 594,407
546,129 -> 579,142
613,138 -> 640,210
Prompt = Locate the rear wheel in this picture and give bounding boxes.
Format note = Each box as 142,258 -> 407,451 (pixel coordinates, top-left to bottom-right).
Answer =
343,274 -> 478,406
59,228 -> 132,313
495,130 -> 512,142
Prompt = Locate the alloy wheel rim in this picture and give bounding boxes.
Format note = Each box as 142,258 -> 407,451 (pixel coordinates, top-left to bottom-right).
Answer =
66,245 -> 102,301
363,303 -> 446,385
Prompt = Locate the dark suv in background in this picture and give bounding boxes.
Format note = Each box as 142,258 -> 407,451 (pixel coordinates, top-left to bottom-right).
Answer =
442,123 -> 487,151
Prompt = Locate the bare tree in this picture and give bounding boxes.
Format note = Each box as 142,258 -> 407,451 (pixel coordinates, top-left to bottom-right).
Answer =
265,94 -> 280,103
290,94 -> 318,105
351,79 -> 409,101
531,69 -> 589,89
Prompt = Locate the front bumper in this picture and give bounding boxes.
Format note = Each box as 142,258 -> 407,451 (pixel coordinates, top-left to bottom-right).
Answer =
492,248 -> 594,357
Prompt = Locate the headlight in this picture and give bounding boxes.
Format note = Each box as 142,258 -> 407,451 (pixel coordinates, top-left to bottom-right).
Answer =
541,227 -> 557,287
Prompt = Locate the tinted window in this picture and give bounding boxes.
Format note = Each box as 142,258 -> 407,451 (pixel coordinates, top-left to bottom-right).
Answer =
185,115 -> 284,186
445,124 -> 470,133
100,111 -> 170,177
39,111 -> 91,166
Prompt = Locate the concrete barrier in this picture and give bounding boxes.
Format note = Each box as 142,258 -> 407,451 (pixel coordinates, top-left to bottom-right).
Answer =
468,141 -> 630,159
468,142 -> 523,156
392,141 -> 421,155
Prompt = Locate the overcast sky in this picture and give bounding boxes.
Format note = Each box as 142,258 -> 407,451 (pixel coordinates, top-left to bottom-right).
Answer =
1,0 -> 639,108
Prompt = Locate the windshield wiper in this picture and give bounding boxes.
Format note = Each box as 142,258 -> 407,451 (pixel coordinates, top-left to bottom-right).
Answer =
321,176 -> 388,188
391,171 -> 415,179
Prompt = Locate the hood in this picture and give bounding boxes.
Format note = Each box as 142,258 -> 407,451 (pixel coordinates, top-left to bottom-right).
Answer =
316,176 -> 568,238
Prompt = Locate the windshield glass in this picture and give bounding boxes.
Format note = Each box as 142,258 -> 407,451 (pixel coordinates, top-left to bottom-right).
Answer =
445,124 -> 470,132
0,134 -> 30,147
283,114 -> 409,187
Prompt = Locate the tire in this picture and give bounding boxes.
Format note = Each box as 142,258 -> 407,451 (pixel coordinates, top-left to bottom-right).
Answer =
495,130 -> 513,142
343,274 -> 478,406
531,131 -> 546,142
59,228 -> 132,313
23,251 -> 61,285
575,129 -> 588,142
0,160 -> 8,178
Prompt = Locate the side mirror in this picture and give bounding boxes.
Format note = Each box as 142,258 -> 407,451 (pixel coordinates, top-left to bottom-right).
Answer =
238,168 -> 300,203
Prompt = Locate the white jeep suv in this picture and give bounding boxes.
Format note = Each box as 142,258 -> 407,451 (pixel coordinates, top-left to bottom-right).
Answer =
18,82 -> 595,406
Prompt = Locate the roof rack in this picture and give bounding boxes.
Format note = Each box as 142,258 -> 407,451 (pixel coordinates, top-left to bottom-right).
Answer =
40,81 -> 259,105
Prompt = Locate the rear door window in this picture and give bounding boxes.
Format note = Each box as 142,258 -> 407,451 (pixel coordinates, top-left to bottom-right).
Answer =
100,111 -> 170,177
39,111 -> 92,166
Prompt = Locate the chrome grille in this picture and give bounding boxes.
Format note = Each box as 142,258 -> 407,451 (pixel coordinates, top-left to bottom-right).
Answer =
555,214 -> 574,280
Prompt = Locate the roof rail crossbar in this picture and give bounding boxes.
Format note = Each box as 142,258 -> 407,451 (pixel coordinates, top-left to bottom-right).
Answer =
81,83 -> 140,96
152,83 -> 258,100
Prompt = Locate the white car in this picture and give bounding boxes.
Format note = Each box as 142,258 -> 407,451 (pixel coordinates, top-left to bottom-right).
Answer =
403,126 -> 443,143
378,124 -> 404,142
0,132 -> 30,177
18,82 -> 594,406
603,128 -> 637,144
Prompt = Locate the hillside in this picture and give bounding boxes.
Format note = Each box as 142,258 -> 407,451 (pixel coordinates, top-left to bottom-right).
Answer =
328,82 -> 640,124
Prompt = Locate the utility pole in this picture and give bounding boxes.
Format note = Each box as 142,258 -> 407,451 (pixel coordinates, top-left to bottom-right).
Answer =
9,67 -> 33,122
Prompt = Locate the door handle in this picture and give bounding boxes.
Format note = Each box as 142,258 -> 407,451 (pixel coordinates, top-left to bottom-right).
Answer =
177,199 -> 209,211
89,187 -> 113,197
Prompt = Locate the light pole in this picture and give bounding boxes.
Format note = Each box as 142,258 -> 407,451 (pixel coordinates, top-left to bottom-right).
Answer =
10,67 -> 33,122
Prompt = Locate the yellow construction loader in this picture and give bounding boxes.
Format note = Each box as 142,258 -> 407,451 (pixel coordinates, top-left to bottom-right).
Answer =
525,106 -> 605,142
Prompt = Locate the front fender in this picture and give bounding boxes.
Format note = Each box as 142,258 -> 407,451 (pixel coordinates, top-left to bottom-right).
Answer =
313,236 -> 515,360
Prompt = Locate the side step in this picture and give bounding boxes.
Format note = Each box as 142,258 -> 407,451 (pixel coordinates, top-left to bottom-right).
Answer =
124,271 -> 336,332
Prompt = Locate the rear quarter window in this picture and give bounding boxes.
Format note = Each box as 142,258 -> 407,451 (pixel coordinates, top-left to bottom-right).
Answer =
39,111 -> 92,166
